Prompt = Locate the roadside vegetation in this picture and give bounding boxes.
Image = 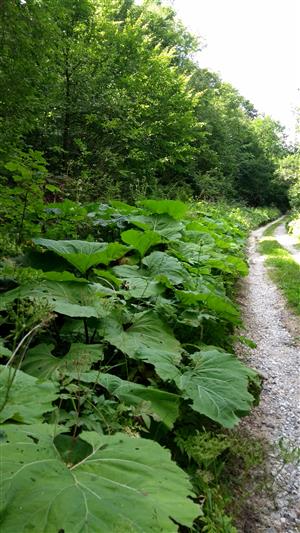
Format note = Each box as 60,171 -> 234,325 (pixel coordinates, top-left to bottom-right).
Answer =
259,220 -> 300,315
0,0 -> 298,531
279,146 -> 300,241
268,140 -> 300,311
288,212 -> 300,245
0,197 -> 279,532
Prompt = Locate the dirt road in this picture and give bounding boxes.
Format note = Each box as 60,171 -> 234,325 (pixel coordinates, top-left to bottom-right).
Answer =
236,221 -> 300,533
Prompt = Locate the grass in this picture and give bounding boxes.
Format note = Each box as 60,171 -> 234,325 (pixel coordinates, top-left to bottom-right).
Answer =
259,219 -> 300,315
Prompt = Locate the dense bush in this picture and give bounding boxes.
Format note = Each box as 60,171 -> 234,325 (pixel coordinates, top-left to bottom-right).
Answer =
0,198 -> 279,531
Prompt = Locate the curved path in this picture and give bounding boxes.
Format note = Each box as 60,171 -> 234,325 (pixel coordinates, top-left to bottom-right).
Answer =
236,221 -> 300,533
274,222 -> 300,265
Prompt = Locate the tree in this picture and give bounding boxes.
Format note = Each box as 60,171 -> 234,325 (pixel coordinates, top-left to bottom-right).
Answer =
0,0 -> 54,150
0,0 -> 290,207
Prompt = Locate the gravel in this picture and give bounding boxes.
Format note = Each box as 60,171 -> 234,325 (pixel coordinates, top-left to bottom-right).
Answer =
235,221 -> 300,533
274,223 -> 300,265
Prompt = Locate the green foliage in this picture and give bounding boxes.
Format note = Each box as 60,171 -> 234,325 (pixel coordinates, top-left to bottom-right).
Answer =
22,343 -> 104,380
98,373 -> 180,429
140,199 -> 189,219
1,425 -> 198,533
223,204 -> 280,230
121,229 -> 162,257
0,0 -> 292,522
0,150 -> 48,243
189,70 -> 289,207
102,310 -> 182,381
42,200 -> 90,240
0,280 -> 113,318
175,348 -> 254,428
0,366 -> 57,424
174,428 -> 266,532
33,238 -> 130,273
0,199 -> 276,530
277,150 -> 300,210
143,250 -> 189,284
277,437 -> 300,465
0,0 -> 289,206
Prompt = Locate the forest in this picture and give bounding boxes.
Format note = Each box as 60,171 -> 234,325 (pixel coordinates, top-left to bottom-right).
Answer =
0,1 -> 299,532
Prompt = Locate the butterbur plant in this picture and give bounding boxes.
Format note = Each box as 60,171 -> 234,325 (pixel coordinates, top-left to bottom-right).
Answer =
0,199 -> 271,532
0,424 -> 199,533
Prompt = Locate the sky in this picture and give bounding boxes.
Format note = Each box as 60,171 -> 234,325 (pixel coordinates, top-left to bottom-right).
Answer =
171,0 -> 300,142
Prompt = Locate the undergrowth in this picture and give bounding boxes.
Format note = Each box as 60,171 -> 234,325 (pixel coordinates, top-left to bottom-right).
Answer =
0,197 -> 279,532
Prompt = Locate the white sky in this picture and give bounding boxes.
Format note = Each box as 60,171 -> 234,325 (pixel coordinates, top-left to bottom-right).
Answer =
170,0 -> 300,142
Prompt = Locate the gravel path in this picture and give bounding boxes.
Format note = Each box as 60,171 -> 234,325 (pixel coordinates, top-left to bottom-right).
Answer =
274,223 -> 300,265
236,221 -> 300,533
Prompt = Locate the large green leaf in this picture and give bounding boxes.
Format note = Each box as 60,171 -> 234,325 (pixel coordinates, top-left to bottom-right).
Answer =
121,277 -> 164,299
41,271 -> 88,282
102,311 -> 182,380
142,251 -> 188,285
121,229 -> 162,256
98,373 -> 180,428
140,199 -> 188,220
175,289 -> 240,323
92,269 -> 122,288
112,264 -> 164,298
206,255 -> 248,276
0,281 -> 112,318
0,366 -> 57,423
175,348 -> 254,428
33,238 -> 129,273
0,425 -> 199,532
22,343 -> 104,380
170,241 -> 206,266
129,214 -> 184,240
